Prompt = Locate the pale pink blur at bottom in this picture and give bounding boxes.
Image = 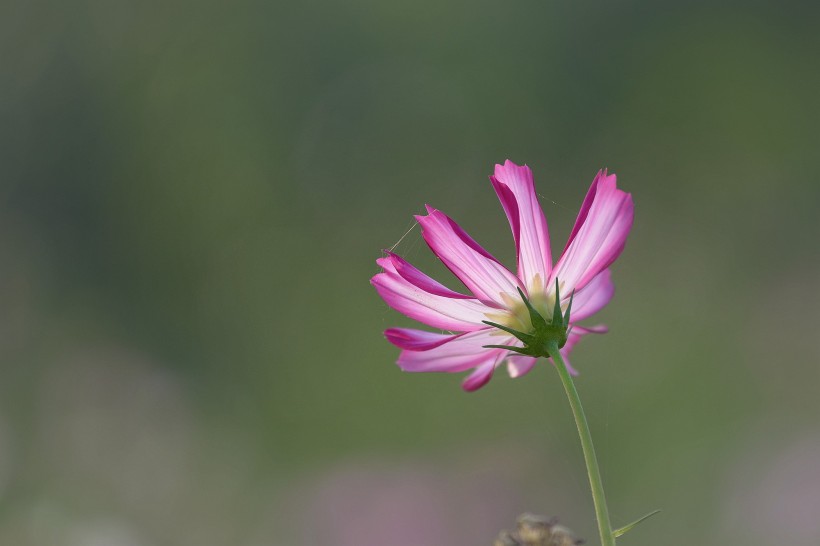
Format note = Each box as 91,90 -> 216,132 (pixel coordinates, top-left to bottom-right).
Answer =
283,448 -> 583,546
722,430 -> 820,544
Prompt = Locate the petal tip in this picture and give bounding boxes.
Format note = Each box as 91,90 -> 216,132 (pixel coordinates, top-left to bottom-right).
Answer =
461,373 -> 493,392
494,159 -> 531,178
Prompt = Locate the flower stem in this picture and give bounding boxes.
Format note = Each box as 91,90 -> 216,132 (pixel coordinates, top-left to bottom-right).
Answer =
547,341 -> 615,546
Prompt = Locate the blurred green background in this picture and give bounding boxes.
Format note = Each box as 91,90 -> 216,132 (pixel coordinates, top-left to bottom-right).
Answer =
1,0 -> 819,544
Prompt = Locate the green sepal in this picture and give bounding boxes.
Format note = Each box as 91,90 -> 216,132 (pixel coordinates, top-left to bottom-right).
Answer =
516,288 -> 548,330
612,509 -> 662,538
563,289 -> 575,326
482,278 -> 572,360
481,320 -> 535,344
551,278 -> 563,327
482,344 -> 534,356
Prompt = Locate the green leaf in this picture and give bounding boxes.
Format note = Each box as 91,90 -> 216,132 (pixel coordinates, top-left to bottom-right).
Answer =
612,509 -> 662,538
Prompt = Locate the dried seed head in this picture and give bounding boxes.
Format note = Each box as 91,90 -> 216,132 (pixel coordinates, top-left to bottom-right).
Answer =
516,513 -> 554,543
493,529 -> 521,546
493,513 -> 583,546
547,524 -> 584,546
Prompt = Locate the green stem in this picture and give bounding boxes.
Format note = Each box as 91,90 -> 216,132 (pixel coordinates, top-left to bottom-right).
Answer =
547,341 -> 615,546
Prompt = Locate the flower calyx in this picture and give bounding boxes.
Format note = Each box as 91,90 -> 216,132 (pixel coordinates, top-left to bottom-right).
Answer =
482,279 -> 573,359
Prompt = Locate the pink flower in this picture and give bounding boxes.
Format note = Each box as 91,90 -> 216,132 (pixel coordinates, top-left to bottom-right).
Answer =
371,160 -> 633,391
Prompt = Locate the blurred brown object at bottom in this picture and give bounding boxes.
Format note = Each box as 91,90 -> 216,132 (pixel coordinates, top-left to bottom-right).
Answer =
494,513 -> 584,546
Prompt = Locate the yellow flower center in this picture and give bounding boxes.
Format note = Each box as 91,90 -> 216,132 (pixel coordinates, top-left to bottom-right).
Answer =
484,289 -> 556,333
483,275 -> 569,336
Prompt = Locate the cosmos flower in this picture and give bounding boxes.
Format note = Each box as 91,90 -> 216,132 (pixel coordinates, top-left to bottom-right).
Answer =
371,160 -> 633,391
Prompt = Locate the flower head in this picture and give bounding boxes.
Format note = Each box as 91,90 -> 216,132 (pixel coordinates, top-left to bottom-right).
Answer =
371,160 -> 633,391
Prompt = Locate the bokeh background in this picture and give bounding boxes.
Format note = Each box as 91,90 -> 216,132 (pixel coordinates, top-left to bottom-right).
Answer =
2,1 -> 819,545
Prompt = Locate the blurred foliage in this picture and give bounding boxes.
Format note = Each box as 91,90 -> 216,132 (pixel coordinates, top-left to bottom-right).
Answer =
1,0 -> 819,544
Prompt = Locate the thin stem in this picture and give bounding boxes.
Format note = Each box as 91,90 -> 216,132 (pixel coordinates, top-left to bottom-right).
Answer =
547,341 -> 615,546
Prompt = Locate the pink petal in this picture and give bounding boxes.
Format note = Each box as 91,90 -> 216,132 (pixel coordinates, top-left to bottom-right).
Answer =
571,324 -> 609,335
384,328 -> 462,351
569,269 -> 615,322
416,206 -> 522,308
491,160 -> 552,292
555,354 -> 580,376
371,261 -> 492,331
507,355 -> 537,378
551,171 -> 633,294
381,252 -> 474,299
562,170 -> 601,255
461,357 -> 501,392
396,328 -> 510,373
